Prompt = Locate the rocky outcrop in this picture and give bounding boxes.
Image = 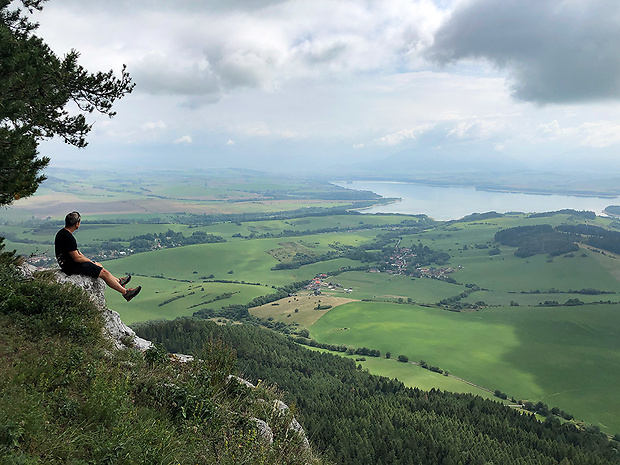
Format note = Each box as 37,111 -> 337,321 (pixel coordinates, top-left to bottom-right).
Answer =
57,270 -> 153,351
21,264 -> 151,351
227,375 -> 310,449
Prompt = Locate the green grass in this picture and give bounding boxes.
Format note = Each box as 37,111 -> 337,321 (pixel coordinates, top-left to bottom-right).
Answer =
0,284 -> 316,464
309,300 -> 620,433
462,290 -> 619,307
105,277 -> 269,325
104,233 -> 379,287
324,270 -> 460,303
307,346 -> 499,399
452,249 -> 620,292
105,240 -> 281,284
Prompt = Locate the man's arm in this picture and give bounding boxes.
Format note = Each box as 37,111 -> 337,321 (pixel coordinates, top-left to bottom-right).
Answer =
68,250 -> 94,264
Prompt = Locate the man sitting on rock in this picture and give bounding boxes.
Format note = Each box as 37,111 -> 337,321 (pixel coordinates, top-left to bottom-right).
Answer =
55,211 -> 141,302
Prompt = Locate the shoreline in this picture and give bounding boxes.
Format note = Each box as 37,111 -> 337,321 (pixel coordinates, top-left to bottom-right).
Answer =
335,179 -> 620,200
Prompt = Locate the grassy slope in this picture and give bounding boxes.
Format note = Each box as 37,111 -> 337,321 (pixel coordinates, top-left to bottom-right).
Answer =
309,300 -> 620,433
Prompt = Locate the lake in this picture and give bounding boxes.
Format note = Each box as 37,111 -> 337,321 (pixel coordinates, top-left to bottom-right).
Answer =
335,181 -> 620,221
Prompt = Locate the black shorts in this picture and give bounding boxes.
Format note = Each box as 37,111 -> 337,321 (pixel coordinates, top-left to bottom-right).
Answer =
62,261 -> 103,278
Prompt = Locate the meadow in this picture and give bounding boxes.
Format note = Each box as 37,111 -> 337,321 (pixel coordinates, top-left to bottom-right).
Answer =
107,276 -> 268,325
309,300 -> 620,433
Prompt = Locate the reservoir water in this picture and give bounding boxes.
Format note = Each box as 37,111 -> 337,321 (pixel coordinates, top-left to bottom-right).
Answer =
335,181 -> 620,221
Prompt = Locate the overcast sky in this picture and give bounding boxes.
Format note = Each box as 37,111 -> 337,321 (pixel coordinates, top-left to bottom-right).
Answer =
30,0 -> 620,174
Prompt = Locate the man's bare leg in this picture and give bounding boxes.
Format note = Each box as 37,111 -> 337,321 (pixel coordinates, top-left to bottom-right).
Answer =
99,268 -> 127,295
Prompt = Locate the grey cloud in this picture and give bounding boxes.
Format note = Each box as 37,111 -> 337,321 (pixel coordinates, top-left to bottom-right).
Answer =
301,42 -> 348,65
131,55 -> 221,97
428,0 -> 620,103
131,32 -> 281,102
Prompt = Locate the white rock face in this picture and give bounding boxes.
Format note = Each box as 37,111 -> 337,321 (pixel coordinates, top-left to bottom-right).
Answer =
23,265 -> 152,351
101,307 -> 153,351
226,376 -> 309,448
253,418 -> 274,444
55,270 -> 152,350
54,268 -> 108,309
274,400 -> 311,450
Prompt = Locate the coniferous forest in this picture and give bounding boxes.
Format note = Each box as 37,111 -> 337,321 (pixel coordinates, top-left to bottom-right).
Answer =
136,319 -> 620,465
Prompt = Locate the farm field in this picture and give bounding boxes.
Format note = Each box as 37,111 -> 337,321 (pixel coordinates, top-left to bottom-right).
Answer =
4,167 -> 389,220
306,345 -> 500,400
107,276 -> 268,325
309,300 -> 620,433
104,235 -> 370,286
250,294 -> 357,327
453,250 -> 620,293
324,270 -> 459,302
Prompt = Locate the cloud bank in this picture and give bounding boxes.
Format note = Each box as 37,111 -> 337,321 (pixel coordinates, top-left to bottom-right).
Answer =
428,0 -> 620,103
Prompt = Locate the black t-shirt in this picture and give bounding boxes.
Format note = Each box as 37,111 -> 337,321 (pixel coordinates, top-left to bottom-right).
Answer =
55,228 -> 78,270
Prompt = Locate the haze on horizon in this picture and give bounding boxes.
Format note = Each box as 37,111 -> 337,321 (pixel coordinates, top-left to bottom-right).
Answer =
32,0 -> 620,178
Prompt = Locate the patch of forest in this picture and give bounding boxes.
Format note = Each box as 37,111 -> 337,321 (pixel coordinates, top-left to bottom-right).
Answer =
495,225 -> 579,257
557,224 -> 620,255
135,319 -> 620,465
495,223 -> 620,257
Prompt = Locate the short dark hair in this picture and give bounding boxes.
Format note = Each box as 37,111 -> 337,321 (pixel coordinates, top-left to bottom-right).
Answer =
65,211 -> 81,227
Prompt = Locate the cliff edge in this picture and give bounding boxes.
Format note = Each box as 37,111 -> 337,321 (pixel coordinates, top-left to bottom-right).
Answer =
20,264 -> 152,351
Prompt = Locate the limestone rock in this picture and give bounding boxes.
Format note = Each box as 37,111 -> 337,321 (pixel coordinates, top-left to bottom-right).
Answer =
170,353 -> 194,363
22,265 -> 152,351
54,268 -> 107,309
56,270 -> 152,351
227,374 -> 256,388
252,418 -> 274,444
274,400 -> 311,450
227,376 -> 309,449
102,307 -> 152,351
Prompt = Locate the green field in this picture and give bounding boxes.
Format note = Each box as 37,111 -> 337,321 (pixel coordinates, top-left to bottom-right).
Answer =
325,270 -> 459,302
106,277 -> 268,325
309,301 -> 620,433
104,235 -> 370,287
307,346 -> 499,400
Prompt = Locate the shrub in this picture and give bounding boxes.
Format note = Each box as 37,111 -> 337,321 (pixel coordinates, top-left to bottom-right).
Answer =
0,276 -> 103,344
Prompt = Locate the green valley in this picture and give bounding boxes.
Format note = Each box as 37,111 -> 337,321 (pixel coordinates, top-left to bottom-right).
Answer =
4,173 -> 620,438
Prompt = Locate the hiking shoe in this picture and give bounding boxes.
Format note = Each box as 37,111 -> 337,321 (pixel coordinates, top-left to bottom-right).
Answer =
119,275 -> 131,287
124,286 -> 141,302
